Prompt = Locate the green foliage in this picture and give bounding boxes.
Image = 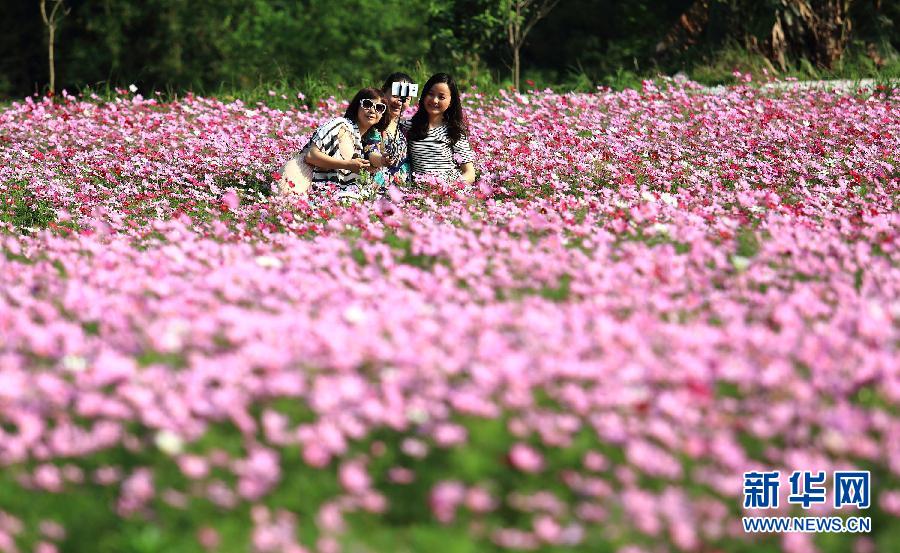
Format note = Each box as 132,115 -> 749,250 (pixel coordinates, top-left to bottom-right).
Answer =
3,0 -> 900,99
425,1 -> 505,77
5,0 -> 435,99
0,180 -> 57,231
735,227 -> 760,258
688,41 -> 778,85
687,38 -> 900,86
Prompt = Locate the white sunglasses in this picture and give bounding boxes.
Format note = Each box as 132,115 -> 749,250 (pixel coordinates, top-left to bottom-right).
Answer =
360,98 -> 387,114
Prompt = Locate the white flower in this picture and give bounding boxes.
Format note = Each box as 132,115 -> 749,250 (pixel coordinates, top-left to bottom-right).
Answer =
406,407 -> 429,424
659,192 -> 678,207
255,255 -> 283,269
888,301 -> 900,321
155,430 -> 184,455
128,84 -> 138,93
342,305 -> 367,324
160,319 -> 190,351
62,355 -> 87,372
651,223 -> 670,235
731,255 -> 751,272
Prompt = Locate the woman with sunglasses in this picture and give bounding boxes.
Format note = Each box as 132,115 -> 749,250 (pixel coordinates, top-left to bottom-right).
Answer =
363,72 -> 415,191
301,87 -> 389,199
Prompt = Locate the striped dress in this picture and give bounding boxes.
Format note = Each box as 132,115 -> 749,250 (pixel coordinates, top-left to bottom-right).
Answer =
402,120 -> 476,182
308,117 -> 363,195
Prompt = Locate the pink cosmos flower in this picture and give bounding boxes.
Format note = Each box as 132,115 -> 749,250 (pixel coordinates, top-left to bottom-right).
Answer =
221,188 -> 240,210
388,467 -> 415,484
429,481 -> 466,523
509,443 -> 544,473
197,526 -> 220,550
338,460 -> 370,495
387,185 -> 404,203
316,502 -> 345,534
465,486 -> 496,513
177,454 -> 209,480
432,423 -> 467,447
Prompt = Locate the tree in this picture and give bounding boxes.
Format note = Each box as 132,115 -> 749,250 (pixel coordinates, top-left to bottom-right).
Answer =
505,0 -> 561,89
439,0 -> 564,90
657,0 -> 858,70
655,1 -> 710,55
770,0 -> 855,69
39,0 -> 69,94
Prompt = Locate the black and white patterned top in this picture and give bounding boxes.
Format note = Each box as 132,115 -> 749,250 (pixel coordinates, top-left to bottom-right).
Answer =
308,117 -> 363,192
402,121 -> 476,182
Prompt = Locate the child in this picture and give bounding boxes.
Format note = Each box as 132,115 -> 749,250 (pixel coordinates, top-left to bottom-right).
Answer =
403,73 -> 476,184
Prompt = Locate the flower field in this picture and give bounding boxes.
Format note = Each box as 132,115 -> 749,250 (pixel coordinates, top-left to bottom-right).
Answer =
0,80 -> 898,553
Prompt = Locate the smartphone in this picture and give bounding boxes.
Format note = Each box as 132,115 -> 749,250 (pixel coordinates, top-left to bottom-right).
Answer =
391,82 -> 419,98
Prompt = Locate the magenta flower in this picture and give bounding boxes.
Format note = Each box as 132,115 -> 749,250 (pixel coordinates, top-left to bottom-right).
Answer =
509,443 -> 544,473
338,460 -> 371,495
221,188 -> 240,210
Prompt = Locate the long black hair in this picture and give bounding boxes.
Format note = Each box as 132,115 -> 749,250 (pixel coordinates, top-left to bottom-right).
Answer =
343,87 -> 390,133
408,73 -> 468,144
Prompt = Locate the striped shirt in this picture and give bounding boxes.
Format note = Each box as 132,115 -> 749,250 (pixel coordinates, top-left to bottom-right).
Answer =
402,121 -> 476,182
307,117 -> 362,193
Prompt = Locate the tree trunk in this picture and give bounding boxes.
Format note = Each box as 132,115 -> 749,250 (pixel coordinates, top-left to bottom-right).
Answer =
48,24 -> 56,94
507,0 -> 522,90
656,0 -> 711,54
506,0 -> 559,90
513,46 -> 520,90
771,0 -> 854,69
657,0 -> 854,70
40,0 -> 68,95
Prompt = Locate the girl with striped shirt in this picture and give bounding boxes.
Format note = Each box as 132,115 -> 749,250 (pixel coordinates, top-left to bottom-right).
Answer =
404,73 -> 476,184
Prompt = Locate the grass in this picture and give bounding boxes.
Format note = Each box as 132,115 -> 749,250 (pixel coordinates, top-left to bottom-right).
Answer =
0,180 -> 58,232
56,59 -> 510,111
683,41 -> 900,87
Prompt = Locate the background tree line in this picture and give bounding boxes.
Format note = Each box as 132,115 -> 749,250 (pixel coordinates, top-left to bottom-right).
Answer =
1,0 -> 897,100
